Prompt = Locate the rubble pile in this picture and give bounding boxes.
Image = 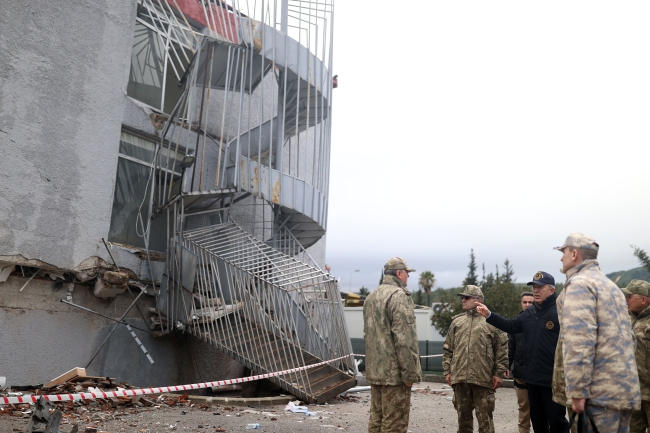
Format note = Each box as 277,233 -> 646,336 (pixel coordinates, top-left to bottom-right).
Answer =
0,385 -> 213,433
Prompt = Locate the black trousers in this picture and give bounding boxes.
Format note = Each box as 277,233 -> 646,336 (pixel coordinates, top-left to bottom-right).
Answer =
527,384 -> 569,433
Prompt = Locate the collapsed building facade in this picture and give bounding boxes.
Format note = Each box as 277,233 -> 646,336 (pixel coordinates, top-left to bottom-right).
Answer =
0,0 -> 354,403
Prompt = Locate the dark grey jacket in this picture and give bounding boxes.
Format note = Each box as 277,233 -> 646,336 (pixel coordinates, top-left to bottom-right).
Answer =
508,311 -> 526,388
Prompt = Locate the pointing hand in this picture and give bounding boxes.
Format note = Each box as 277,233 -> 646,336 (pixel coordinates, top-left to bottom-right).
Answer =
475,302 -> 491,318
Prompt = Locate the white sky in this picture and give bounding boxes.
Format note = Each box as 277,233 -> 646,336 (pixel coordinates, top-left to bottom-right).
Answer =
325,1 -> 650,291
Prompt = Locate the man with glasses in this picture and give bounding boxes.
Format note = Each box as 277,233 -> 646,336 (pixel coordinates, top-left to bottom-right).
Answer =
552,232 -> 640,433
364,257 -> 421,433
443,285 -> 508,433
622,280 -> 650,433
476,272 -> 568,433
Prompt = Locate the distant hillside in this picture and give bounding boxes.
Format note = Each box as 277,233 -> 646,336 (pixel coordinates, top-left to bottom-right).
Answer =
607,267 -> 650,288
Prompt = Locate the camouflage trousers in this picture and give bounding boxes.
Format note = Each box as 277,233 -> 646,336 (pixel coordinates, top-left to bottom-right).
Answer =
452,383 -> 496,433
629,400 -> 650,433
568,406 -> 632,433
368,384 -> 412,433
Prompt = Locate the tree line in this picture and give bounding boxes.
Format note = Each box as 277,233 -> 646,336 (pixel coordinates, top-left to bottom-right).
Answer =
428,245 -> 650,337
430,249 -> 537,336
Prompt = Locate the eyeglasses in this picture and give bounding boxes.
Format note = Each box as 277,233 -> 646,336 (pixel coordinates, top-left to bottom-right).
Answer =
461,296 -> 478,301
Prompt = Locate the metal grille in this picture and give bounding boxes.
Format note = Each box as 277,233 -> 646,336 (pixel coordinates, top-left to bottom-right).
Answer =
157,219 -> 354,402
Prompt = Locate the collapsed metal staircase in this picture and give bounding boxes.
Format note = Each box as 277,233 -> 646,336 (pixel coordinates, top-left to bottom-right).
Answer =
157,220 -> 355,403
142,0 -> 349,403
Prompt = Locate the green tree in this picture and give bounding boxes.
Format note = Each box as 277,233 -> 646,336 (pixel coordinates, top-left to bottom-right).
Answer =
413,270 -> 436,306
480,263 -> 495,289
633,245 -> 650,274
357,286 -> 370,297
418,271 -> 436,293
430,289 -> 463,337
483,279 -> 521,319
501,259 -> 515,284
413,290 -> 435,307
432,256 -> 526,336
462,249 -> 479,287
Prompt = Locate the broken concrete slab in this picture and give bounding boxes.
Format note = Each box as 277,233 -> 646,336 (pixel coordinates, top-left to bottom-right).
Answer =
0,264 -> 15,283
102,271 -> 128,286
93,272 -> 128,299
24,396 -> 78,433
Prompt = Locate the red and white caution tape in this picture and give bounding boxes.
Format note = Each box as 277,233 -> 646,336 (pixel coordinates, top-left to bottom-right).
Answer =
352,354 -> 443,358
1,352 -> 444,405
0,354 -> 355,405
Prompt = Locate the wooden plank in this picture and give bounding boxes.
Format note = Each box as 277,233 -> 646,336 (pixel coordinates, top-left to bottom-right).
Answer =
45,368 -> 86,387
69,376 -> 115,383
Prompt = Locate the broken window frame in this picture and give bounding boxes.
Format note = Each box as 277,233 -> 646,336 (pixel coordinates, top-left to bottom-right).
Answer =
128,0 -> 199,113
108,130 -> 184,252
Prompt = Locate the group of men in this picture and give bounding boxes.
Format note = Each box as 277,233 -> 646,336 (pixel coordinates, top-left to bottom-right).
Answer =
362,232 -> 650,433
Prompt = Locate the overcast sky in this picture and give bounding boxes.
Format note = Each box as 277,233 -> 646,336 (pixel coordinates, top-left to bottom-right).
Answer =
325,1 -> 650,292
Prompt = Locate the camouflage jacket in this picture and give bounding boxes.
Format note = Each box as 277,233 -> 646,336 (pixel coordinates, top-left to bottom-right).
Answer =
443,309 -> 509,389
552,260 -> 641,410
631,305 -> 650,400
363,275 -> 422,385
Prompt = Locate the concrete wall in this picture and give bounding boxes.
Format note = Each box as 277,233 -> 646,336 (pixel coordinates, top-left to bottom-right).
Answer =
0,274 -> 245,387
0,0 -> 136,271
0,0 -> 329,389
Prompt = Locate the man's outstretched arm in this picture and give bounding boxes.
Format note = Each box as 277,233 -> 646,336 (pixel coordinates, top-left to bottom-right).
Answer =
476,302 -> 523,334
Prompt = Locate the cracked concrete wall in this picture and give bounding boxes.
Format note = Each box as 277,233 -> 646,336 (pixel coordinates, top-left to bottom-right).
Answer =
0,0 -> 327,389
0,275 -> 245,387
0,0 -> 136,271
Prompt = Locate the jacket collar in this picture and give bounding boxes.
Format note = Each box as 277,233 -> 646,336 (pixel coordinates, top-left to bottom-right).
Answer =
565,259 -> 599,281
535,292 -> 557,311
636,304 -> 650,320
382,275 -> 406,288
466,308 -> 480,316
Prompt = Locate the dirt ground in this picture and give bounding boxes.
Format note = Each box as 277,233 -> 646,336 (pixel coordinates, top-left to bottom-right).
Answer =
0,383 -> 521,433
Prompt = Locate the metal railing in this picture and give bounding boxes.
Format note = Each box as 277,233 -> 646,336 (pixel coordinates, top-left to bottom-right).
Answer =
145,0 -> 334,236
154,218 -> 353,401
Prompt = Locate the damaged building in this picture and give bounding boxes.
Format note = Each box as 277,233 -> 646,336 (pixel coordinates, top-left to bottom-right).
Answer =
0,0 -> 353,403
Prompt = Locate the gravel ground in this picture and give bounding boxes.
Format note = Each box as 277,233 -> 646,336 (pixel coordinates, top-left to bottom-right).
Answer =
0,383 -> 520,433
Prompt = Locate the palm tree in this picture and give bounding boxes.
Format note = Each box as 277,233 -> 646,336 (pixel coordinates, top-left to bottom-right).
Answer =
418,271 -> 436,294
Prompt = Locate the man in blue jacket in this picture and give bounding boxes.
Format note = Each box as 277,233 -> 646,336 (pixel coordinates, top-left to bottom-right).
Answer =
476,272 -> 568,433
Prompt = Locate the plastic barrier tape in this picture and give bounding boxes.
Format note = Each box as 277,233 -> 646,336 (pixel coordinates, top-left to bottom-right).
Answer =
1,353 -> 444,405
352,354 -> 443,358
0,354 -> 354,405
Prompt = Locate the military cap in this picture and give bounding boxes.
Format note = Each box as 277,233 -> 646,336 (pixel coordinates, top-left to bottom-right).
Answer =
527,271 -> 555,287
554,232 -> 599,252
621,279 -> 650,297
457,285 -> 484,298
384,257 -> 415,273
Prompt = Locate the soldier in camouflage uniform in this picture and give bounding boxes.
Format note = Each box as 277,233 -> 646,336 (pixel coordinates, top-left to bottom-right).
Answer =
622,279 -> 650,433
443,285 -> 509,433
552,233 -> 641,433
363,257 -> 422,433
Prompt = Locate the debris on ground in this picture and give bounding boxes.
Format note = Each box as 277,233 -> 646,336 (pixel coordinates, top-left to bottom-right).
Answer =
24,396 -> 78,433
412,385 -> 454,396
44,368 -> 114,389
